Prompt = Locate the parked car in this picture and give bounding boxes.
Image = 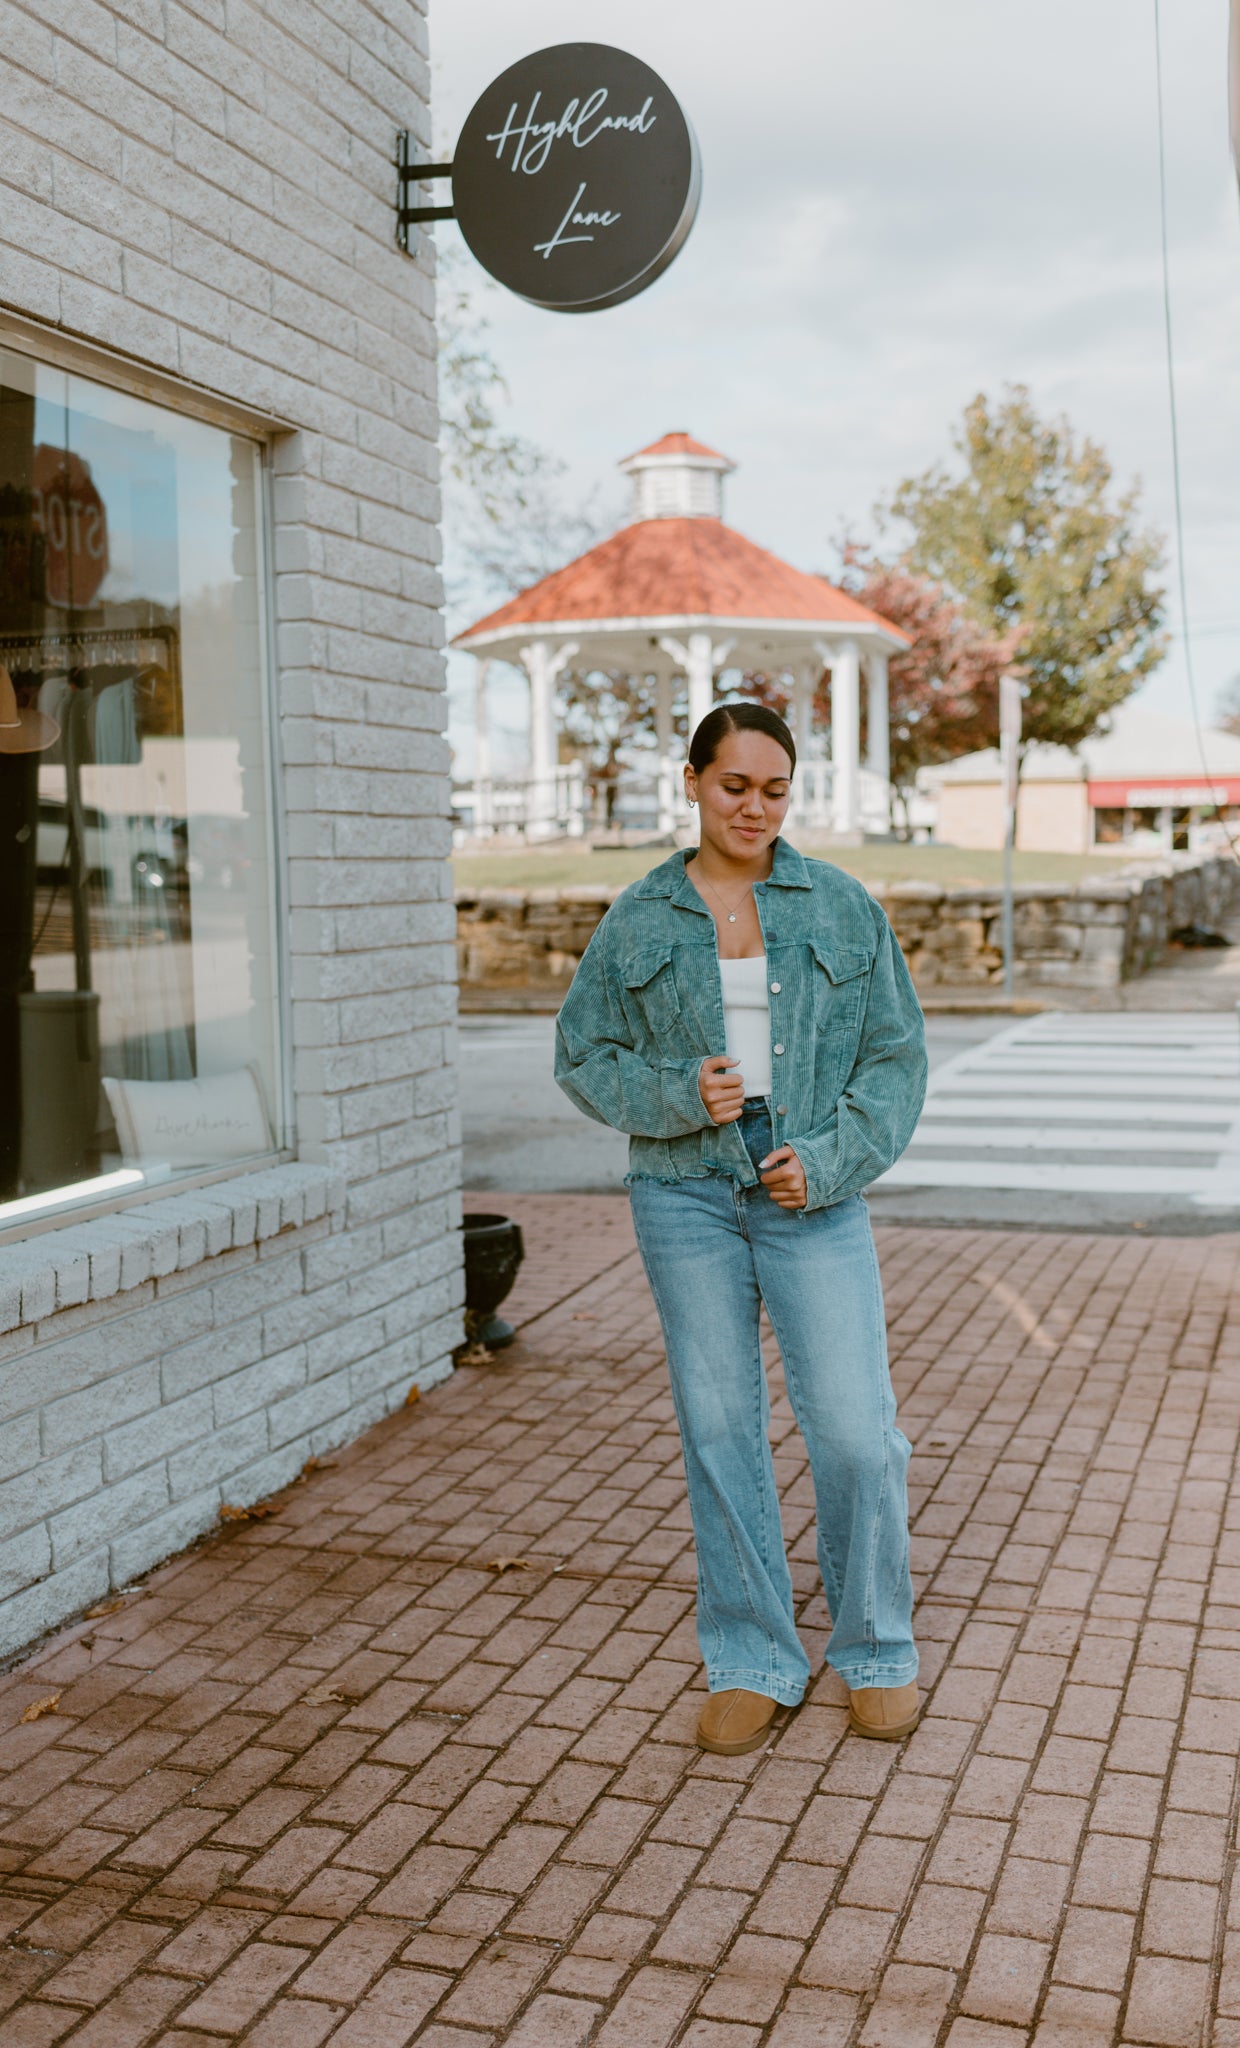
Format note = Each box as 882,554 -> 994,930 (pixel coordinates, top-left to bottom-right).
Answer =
37,798 -> 189,895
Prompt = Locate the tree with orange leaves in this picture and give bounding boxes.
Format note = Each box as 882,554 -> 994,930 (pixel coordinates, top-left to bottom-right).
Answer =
738,551 -> 1010,837
836,550 -> 1012,836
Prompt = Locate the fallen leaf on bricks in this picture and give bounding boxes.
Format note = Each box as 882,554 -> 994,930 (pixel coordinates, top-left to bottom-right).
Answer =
84,1597 -> 127,1620
20,1693 -> 61,1723
298,1457 -> 335,1481
219,1502 -> 279,1523
405,1385 -> 421,1406
486,1557 -> 532,1575
572,1312 -> 598,1322
303,1682 -> 349,1706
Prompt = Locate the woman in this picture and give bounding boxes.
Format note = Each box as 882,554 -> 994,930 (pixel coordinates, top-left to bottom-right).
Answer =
555,703 -> 927,1752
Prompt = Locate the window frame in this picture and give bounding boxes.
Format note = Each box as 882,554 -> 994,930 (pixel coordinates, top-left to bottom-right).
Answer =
0,319 -> 297,1247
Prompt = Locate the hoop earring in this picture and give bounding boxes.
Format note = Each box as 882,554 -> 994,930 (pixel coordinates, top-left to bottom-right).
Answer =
687,798 -> 696,808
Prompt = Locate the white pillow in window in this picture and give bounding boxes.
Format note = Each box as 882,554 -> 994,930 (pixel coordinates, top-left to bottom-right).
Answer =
103,1066 -> 273,1169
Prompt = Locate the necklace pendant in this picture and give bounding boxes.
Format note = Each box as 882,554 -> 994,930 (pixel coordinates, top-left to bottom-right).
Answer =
727,913 -> 737,923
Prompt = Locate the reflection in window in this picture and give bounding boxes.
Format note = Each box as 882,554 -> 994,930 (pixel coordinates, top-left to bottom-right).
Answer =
0,350 -> 283,1225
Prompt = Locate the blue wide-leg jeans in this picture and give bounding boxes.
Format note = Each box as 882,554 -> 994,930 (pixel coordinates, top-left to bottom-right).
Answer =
629,1103 -> 917,1706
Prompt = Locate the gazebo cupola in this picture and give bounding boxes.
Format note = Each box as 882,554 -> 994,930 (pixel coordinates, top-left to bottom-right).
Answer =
618,432 -> 736,523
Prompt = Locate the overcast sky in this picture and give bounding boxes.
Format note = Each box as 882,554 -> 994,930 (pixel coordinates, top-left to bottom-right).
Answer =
431,1 -> 1240,773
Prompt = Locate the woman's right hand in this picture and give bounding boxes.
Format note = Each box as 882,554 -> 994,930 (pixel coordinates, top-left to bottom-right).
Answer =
699,1054 -> 746,1124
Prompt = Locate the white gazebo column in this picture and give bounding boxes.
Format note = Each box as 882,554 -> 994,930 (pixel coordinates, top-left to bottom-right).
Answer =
659,632 -> 733,739
792,662 -> 817,824
473,657 -> 492,834
686,631 -> 714,733
519,639 -> 577,837
830,637 -> 862,836
794,662 -> 817,762
865,650 -> 890,785
654,669 -> 675,833
864,647 -> 891,832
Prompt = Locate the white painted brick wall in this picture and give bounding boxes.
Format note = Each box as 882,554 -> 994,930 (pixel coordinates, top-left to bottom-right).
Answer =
0,0 -> 463,1659
0,1166 -> 459,1660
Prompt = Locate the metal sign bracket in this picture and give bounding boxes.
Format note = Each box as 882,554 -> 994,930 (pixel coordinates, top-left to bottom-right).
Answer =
396,132 -> 455,255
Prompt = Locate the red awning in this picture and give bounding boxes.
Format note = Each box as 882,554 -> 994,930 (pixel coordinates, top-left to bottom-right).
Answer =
1088,778 -> 1240,808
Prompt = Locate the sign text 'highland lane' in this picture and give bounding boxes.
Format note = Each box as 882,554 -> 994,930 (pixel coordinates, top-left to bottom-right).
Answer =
486,90 -> 658,176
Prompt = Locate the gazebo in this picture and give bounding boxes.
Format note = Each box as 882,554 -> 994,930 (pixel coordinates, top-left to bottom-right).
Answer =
453,434 -> 910,838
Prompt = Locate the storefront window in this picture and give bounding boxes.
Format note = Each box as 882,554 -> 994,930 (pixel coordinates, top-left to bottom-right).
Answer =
1093,807 -> 1126,845
0,349 -> 283,1229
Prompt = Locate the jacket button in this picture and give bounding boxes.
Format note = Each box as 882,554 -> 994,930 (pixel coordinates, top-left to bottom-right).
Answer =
776,1104 -> 788,1117
773,1043 -> 785,1056
769,981 -> 781,994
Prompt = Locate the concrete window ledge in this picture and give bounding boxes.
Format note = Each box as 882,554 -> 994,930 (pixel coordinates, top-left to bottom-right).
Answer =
0,1164 -> 346,1333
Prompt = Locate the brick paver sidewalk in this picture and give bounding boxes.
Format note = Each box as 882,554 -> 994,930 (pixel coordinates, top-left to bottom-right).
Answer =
4,1199 -> 1240,2048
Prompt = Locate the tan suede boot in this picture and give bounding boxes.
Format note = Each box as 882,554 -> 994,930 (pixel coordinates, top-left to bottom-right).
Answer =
848,1682 -> 921,1741
697,1688 -> 780,1755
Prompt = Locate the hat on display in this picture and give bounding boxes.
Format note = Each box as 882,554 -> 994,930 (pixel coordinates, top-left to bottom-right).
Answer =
0,664 -> 60,754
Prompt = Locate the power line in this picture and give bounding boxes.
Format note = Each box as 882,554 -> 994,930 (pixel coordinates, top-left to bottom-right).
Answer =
1152,0 -> 1239,856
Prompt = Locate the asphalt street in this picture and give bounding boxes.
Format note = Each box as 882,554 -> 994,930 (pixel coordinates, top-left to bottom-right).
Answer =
455,1007 -> 1237,1228
460,1015 -> 1008,1190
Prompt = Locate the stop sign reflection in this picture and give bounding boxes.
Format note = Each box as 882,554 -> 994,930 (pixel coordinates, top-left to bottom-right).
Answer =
31,446 -> 108,610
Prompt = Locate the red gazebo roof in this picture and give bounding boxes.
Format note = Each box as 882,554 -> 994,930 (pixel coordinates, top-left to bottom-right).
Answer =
620,432 -> 734,465
455,518 -> 910,645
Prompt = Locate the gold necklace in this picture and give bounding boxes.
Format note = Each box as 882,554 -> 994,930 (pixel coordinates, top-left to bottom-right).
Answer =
696,868 -> 754,925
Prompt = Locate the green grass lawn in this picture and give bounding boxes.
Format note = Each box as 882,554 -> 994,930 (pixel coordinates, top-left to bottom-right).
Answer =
454,840 -> 1138,893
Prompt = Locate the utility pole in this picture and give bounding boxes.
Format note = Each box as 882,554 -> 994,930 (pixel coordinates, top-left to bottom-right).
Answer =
1230,0 -> 1240,205
1000,675 -> 1022,1000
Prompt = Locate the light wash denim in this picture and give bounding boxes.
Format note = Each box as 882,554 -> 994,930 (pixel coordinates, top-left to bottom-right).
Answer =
554,840 -> 927,1213
630,1101 -> 917,1704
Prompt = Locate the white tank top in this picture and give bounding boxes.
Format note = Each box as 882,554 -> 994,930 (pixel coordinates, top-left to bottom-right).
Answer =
719,954 -> 772,1098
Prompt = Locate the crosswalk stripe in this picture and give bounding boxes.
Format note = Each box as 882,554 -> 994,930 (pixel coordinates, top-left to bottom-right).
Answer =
967,1038 -> 1236,1058
933,1075 -> 1240,1100
1025,1017 -> 1237,1031
914,1096 -> 1228,1126
879,1011 -> 1240,1207
911,1124 -> 1232,1153
1025,1029 -> 1238,1041
880,1158 -> 1240,1197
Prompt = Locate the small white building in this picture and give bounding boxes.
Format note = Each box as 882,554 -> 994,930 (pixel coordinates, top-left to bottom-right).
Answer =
936,706 -> 1240,855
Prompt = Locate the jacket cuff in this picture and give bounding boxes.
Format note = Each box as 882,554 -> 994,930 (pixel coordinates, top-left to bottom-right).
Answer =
785,1128 -> 837,1212
662,1057 -> 715,1134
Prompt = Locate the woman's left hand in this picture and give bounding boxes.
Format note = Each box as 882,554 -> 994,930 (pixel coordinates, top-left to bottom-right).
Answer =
759,1145 -> 807,1210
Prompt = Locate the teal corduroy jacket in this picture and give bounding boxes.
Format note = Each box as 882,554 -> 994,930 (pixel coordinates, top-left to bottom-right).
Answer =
553,839 -> 928,1212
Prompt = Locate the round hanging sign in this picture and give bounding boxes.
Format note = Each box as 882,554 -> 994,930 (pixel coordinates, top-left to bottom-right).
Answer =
451,43 -> 701,314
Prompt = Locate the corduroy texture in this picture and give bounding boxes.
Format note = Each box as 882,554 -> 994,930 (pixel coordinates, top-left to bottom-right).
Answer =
554,840 -> 928,1212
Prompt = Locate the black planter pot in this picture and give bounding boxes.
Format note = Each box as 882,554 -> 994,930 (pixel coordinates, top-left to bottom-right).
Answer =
461,1212 -> 524,1349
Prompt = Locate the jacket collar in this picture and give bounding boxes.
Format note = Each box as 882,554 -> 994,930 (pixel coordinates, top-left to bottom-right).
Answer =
633,837 -> 813,909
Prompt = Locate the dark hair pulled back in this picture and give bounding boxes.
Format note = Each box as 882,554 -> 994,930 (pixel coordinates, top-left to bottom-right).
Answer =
688,700 -> 796,777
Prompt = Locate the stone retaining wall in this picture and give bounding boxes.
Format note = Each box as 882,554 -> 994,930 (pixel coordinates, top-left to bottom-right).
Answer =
456,856 -> 1240,999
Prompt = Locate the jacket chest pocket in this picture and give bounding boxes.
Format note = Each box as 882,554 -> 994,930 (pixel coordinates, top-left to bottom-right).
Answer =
808,936 -> 873,1038
623,947 -> 682,1040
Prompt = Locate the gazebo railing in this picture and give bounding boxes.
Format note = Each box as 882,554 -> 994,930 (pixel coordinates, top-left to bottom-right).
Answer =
790,762 -> 891,834
451,758 -> 892,842
452,763 -> 586,841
